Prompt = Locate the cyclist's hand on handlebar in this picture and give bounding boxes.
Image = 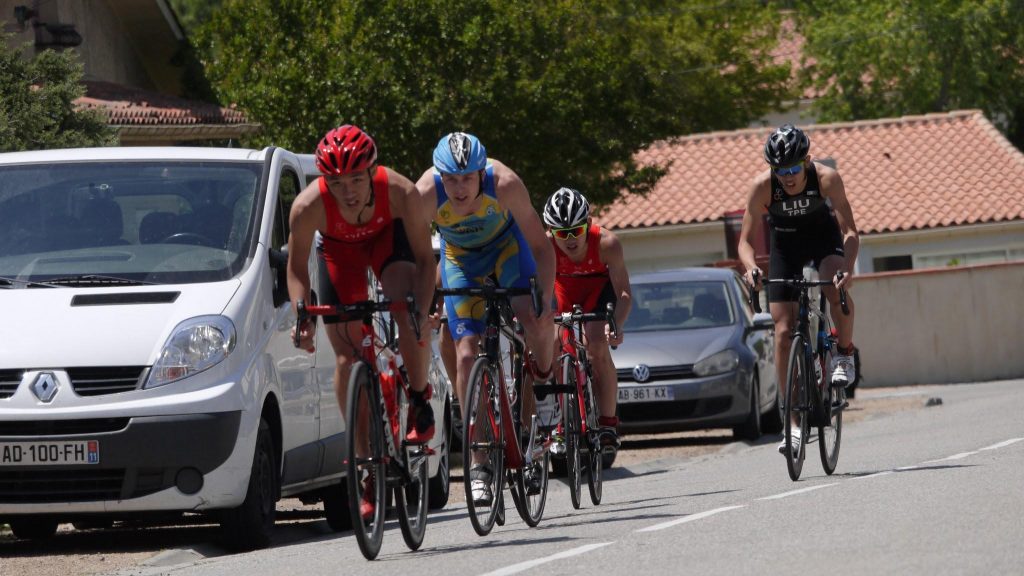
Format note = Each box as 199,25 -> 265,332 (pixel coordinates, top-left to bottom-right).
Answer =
834,270 -> 852,290
292,320 -> 315,353
606,323 -> 623,347
744,267 -> 764,290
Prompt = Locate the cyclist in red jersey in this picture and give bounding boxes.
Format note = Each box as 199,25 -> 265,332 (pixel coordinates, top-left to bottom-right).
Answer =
543,188 -> 632,448
287,125 -> 436,519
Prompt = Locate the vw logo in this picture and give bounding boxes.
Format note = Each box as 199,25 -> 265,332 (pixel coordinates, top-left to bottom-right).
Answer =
31,372 -> 59,403
632,364 -> 651,383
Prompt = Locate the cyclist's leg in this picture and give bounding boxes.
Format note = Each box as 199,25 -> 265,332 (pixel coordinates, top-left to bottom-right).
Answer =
319,237 -> 373,446
818,254 -> 855,349
504,229 -> 554,380
377,223 -> 435,441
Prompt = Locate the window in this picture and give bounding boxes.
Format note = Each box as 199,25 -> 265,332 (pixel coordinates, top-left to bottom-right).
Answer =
873,255 -> 912,272
271,168 -> 300,252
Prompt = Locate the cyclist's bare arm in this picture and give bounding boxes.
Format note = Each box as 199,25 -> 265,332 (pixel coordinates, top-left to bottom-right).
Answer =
286,180 -> 326,349
817,164 -> 859,288
738,174 -> 772,287
598,230 -> 632,343
389,169 -> 436,335
492,160 -> 555,307
414,168 -> 441,219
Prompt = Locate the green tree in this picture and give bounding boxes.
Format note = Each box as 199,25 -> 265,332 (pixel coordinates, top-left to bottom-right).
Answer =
0,35 -> 116,152
195,0 -> 793,207
792,0 -> 1024,148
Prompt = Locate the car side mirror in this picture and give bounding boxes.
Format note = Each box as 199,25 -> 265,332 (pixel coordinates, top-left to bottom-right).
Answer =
269,245 -> 289,308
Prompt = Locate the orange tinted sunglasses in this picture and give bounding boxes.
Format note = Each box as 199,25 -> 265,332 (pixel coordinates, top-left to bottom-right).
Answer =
552,224 -> 587,240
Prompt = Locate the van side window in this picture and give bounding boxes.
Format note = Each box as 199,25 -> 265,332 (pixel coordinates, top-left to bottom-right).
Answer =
272,168 -> 300,251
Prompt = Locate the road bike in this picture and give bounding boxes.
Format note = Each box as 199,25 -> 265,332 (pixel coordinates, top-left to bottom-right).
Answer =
751,271 -> 850,481
294,296 -> 429,560
553,302 -> 618,509
436,280 -> 551,535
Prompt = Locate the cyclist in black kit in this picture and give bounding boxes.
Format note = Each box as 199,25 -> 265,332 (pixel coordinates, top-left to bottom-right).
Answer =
738,124 -> 859,455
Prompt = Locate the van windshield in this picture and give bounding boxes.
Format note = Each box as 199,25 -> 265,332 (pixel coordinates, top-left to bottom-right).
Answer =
0,161 -> 262,286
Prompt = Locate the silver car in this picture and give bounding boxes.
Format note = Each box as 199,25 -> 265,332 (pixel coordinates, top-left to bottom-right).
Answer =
612,268 -> 782,439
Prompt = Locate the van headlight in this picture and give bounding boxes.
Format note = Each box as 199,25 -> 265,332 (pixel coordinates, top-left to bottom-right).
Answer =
693,349 -> 739,377
145,315 -> 236,388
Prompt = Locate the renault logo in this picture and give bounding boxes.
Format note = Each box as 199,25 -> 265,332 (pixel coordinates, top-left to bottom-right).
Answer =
31,372 -> 59,403
632,364 -> 651,383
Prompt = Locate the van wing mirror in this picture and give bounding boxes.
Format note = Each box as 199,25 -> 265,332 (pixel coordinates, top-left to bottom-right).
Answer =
269,246 -> 289,308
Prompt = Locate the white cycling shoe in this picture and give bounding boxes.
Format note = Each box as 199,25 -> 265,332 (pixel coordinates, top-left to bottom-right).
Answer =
831,353 -> 856,387
777,428 -> 802,456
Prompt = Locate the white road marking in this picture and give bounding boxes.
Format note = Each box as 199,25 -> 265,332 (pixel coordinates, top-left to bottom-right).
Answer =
758,483 -> 838,501
922,451 -> 977,464
635,505 -> 746,533
853,471 -> 894,480
979,438 -> 1024,451
479,542 -> 614,576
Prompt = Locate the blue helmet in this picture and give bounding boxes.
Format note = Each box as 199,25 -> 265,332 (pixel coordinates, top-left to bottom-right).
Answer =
433,132 -> 487,174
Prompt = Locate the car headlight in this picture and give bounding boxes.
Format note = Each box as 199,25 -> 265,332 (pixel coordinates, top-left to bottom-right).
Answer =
693,349 -> 739,377
145,315 -> 236,388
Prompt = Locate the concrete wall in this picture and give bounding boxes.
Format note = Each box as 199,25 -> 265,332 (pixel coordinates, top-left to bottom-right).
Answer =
853,261 -> 1024,387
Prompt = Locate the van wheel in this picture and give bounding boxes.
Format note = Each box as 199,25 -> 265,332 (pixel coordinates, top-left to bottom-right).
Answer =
10,518 -> 59,540
322,481 -> 352,532
220,418 -> 277,551
428,401 -> 452,509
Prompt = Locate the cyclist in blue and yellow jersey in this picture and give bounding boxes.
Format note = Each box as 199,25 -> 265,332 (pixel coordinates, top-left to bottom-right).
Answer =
416,132 -> 556,506
738,124 -> 859,457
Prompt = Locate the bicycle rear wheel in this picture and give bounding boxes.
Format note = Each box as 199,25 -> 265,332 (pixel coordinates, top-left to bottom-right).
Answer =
784,337 -> 809,482
562,356 -> 583,509
818,351 -> 843,474
396,387 -> 429,551
346,361 -> 386,560
463,356 -> 504,536
583,373 -> 603,505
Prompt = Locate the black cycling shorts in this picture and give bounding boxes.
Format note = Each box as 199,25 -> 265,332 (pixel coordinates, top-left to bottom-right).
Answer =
767,219 -> 844,303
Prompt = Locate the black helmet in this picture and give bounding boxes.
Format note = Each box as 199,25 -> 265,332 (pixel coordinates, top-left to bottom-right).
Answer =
543,187 -> 590,228
763,124 -> 810,166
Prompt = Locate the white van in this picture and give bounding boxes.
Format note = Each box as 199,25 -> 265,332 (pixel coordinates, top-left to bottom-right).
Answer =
0,146 -> 452,550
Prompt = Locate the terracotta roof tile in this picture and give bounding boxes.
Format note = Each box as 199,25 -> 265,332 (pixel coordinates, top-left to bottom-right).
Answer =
599,110 -> 1024,235
75,81 -> 251,126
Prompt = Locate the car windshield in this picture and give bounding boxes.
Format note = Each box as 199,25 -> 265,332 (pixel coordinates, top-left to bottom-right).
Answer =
0,160 -> 262,286
624,280 -> 734,331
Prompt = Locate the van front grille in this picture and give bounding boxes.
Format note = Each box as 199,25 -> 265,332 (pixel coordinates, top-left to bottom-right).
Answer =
67,366 -> 149,396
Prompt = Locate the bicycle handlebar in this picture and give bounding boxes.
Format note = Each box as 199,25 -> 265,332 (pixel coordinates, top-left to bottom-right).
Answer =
749,270 -> 849,316
553,302 -> 619,349
435,277 -> 543,318
293,295 -> 421,348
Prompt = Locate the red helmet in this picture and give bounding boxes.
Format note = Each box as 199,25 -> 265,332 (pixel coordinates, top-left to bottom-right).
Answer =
315,125 -> 378,175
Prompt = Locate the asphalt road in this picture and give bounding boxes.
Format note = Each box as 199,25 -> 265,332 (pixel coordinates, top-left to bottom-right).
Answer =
3,380 -> 1022,576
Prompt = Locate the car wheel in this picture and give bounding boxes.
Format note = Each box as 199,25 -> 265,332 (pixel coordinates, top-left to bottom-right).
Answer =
9,518 -> 58,540
322,481 -> 352,532
220,418 -> 277,551
733,374 -> 762,441
428,400 -> 452,509
761,374 -> 785,434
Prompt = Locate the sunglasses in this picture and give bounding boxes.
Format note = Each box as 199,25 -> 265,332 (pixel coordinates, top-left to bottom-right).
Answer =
772,162 -> 804,177
552,224 -> 587,240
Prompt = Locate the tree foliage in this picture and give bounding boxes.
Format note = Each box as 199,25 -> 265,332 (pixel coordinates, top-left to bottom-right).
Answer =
792,0 -> 1024,148
195,0 -> 793,207
0,34 -> 116,152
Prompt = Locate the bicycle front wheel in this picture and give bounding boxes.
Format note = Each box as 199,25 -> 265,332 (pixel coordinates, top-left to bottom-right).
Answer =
583,372 -> 603,505
784,336 -> 809,482
562,356 -> 583,509
463,356 -> 504,536
346,361 -> 386,560
818,352 -> 843,474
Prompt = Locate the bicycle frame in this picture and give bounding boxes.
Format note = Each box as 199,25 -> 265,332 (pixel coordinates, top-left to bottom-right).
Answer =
555,303 -> 617,448
296,298 -> 425,481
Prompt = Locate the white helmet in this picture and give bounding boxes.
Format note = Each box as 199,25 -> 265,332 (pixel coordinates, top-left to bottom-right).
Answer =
543,187 -> 590,228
